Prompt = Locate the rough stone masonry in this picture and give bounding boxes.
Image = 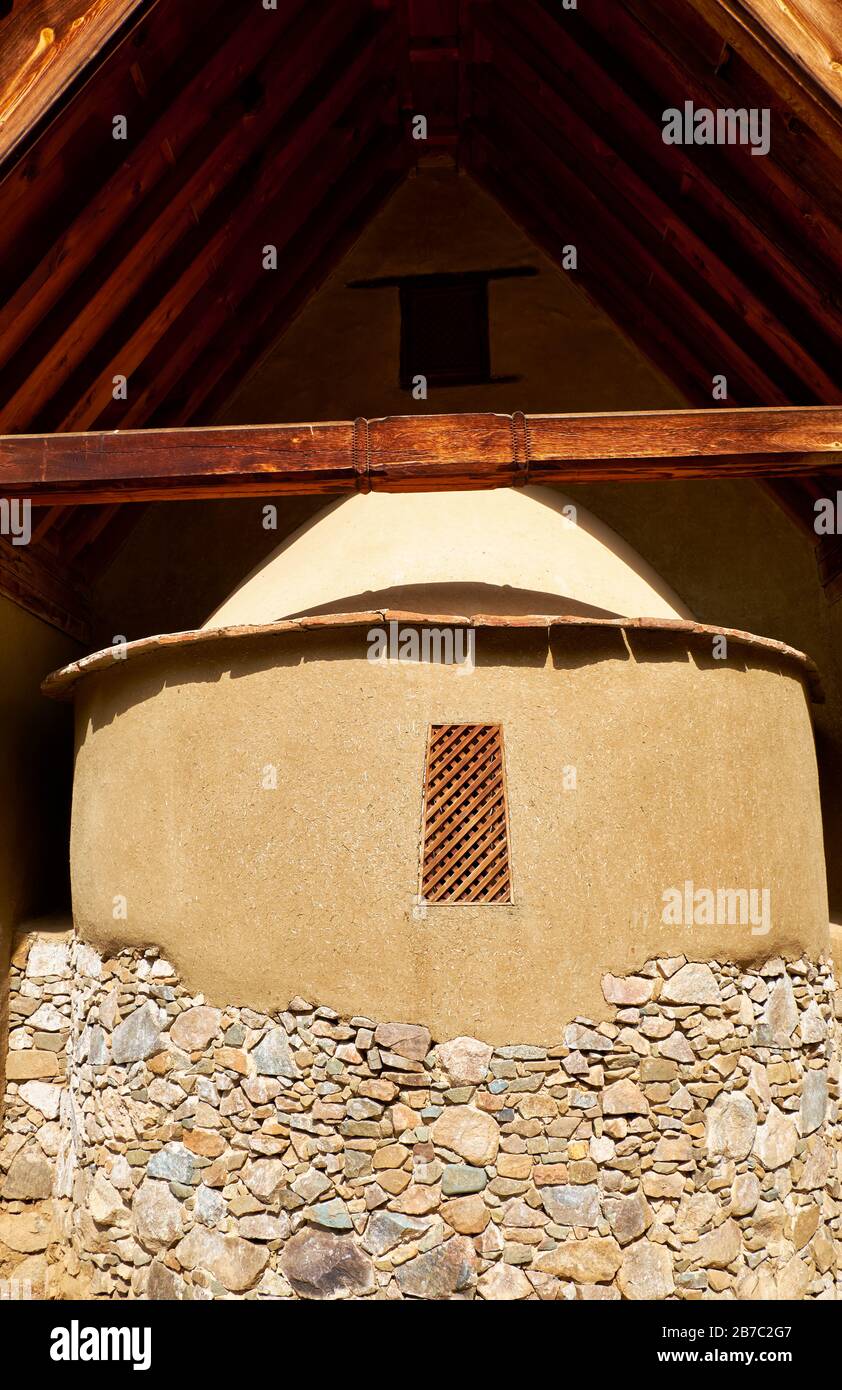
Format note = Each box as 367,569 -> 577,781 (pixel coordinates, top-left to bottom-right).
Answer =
0,930 -> 839,1300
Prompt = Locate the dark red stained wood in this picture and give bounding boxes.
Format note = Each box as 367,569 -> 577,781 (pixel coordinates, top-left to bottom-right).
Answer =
0,0 -> 222,282
56,20 -> 400,431
106,111 -> 401,429
682,0 -> 842,136
0,535 -> 90,641
586,0 -> 842,275
0,0 -> 285,377
493,0 -> 842,362
0,407 -> 840,504
0,0 -> 148,166
474,5 -> 841,402
0,0 -> 376,430
170,141 -> 406,428
471,99 -> 792,406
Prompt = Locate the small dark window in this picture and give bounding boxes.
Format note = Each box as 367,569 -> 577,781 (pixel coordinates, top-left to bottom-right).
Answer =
399,277 -> 490,388
420,724 -> 512,904
348,266 -> 536,391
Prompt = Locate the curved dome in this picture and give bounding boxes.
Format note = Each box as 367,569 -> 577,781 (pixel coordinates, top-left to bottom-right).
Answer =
203,485 -> 692,627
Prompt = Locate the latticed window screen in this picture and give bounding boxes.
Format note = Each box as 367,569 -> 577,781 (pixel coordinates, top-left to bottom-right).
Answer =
420,724 -> 512,904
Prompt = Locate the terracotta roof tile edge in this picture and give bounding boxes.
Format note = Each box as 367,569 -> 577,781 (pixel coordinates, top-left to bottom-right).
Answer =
41,610 -> 824,704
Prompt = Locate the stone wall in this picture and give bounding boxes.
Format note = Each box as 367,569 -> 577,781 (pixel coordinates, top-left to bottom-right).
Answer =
1,932 -> 840,1300
0,930 -> 76,1297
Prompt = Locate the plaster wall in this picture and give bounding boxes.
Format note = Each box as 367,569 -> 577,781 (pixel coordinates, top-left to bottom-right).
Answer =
220,175 -> 686,424
68,628 -> 827,1044
86,177 -> 842,913
203,487 -> 691,628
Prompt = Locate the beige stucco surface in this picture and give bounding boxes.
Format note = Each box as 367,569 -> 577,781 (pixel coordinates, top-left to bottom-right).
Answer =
204,486 -> 691,628
221,176 -> 685,425
68,626 -> 828,1044
86,177 -> 841,917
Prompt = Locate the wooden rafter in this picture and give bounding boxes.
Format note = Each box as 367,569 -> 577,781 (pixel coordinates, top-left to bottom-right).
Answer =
0,535 -> 90,641
0,0 -> 148,166
684,0 -> 842,126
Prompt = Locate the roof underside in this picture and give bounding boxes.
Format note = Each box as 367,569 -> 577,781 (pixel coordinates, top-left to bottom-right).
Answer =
1,0 -> 841,640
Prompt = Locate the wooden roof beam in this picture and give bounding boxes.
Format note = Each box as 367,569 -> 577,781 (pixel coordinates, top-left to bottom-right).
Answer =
683,0 -> 842,132
0,0 -> 148,167
171,139 -> 405,428
0,0 -> 287,378
0,535 -> 90,641
477,3 -> 842,400
0,0 -> 382,431
57,30 -> 401,432
472,103 -> 791,405
0,407 -> 840,504
585,0 -> 842,274
495,0 -> 842,352
101,115 -> 401,430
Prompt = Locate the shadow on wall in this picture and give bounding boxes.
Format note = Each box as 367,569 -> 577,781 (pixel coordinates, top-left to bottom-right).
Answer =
0,597 -> 79,1112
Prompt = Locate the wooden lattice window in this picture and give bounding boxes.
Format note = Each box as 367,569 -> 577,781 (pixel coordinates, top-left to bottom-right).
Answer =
420,724 -> 512,904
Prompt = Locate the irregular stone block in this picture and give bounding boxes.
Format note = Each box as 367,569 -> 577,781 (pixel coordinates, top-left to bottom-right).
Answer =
431,1105 -> 499,1165
373,1022 -> 432,1061
535,1235 -> 622,1282
754,1105 -> 798,1170
705,1091 -> 756,1160
5,1051 -> 60,1081
26,940 -> 69,978
361,1211 -> 430,1256
660,962 -> 721,1005
688,1218 -> 741,1269
145,1259 -> 187,1300
477,1263 -> 532,1299
603,1079 -> 649,1116
148,1143 -> 195,1186
89,1172 -> 129,1227
618,1239 -> 675,1299
801,1070 -> 827,1137
604,1191 -> 653,1246
112,1003 -> 164,1064
238,1213 -> 290,1242
27,1002 -> 66,1032
798,1002 -> 826,1044
170,1006 -> 222,1052
309,1199 -> 352,1232
441,1194 -> 489,1235
17,1080 -> 62,1119
564,1023 -> 612,1053
251,1027 -> 300,1079
395,1235 -> 478,1298
601,974 -> 654,1006
132,1178 -> 184,1251
756,975 -> 799,1044
540,1183 -> 600,1228
176,1227 -> 269,1293
731,1172 -> 760,1216
244,1159 -> 290,1202
0,1208 -> 55,1254
1,1147 -> 53,1200
280,1229 -> 374,1300
436,1036 -> 492,1084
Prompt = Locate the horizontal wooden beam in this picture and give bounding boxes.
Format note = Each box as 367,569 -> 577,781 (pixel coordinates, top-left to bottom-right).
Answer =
0,407 -> 840,504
